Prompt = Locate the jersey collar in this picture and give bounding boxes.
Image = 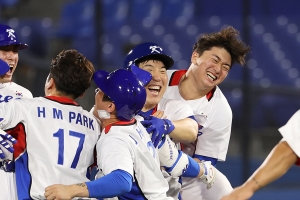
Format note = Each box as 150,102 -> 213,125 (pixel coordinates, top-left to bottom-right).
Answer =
104,119 -> 136,134
44,96 -> 78,106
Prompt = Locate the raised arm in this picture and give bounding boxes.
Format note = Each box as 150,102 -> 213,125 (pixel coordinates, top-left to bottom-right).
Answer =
221,140 -> 298,200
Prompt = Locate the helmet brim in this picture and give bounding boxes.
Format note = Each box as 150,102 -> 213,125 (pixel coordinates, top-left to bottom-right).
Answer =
93,70 -> 110,94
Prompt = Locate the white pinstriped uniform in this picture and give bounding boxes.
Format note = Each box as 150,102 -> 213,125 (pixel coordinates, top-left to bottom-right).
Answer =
164,70 -> 233,200
135,97 -> 195,200
97,119 -> 173,200
0,82 -> 32,200
0,96 -> 100,200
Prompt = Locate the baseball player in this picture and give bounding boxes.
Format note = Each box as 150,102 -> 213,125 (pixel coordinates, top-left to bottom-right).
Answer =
0,49 -> 100,200
45,68 -> 174,199
221,109 -> 300,200
0,24 -> 32,200
124,43 -> 217,199
163,26 -> 250,200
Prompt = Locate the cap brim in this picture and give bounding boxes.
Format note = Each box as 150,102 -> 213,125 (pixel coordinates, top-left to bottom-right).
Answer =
137,54 -> 174,69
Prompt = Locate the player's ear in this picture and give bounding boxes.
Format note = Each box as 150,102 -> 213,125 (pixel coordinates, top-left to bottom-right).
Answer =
107,102 -> 115,113
44,77 -> 55,92
191,52 -> 199,64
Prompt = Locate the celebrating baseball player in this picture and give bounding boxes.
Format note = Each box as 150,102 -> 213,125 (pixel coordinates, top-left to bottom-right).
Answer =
0,49 -> 100,199
45,67 -> 175,199
124,43 -> 217,199
162,26 -> 250,199
0,24 -> 33,200
222,109 -> 300,200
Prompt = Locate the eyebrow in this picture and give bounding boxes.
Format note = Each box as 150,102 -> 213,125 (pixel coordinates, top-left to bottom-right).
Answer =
212,54 -> 231,68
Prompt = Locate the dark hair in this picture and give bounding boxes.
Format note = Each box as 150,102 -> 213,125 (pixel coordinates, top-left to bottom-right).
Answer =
193,26 -> 250,66
48,49 -> 95,99
102,93 -> 112,102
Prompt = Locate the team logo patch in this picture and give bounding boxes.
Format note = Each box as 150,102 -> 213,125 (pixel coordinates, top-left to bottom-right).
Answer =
15,91 -> 23,97
149,45 -> 163,54
6,29 -> 16,41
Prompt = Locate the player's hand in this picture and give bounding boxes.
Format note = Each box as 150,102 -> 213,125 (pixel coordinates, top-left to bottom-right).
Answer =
141,116 -> 175,147
199,161 -> 216,189
44,184 -> 74,200
0,130 -> 17,159
221,185 -> 254,200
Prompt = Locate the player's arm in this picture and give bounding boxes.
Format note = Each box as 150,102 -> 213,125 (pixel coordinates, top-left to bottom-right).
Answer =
159,135 -> 216,189
221,140 -> 298,200
169,116 -> 198,143
141,115 -> 198,147
45,169 -> 132,199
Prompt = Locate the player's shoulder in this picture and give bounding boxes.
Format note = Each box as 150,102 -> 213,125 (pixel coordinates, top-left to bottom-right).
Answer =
167,69 -> 187,86
210,86 -> 232,116
10,82 -> 33,98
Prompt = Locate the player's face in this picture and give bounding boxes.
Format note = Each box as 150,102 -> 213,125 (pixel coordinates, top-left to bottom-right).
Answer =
190,47 -> 231,92
138,60 -> 168,110
0,45 -> 19,83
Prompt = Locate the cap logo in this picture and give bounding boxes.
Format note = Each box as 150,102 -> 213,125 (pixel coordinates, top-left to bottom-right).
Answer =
149,45 -> 162,54
6,29 -> 16,41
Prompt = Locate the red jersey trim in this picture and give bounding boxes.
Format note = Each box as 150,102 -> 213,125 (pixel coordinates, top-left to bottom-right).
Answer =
104,119 -> 137,134
295,157 -> 300,166
169,70 -> 187,86
44,96 -> 79,106
168,70 -> 216,101
151,106 -> 157,115
5,123 -> 26,160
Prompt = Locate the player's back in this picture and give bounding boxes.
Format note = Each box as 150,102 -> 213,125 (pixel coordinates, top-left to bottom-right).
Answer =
0,96 -> 100,199
97,119 -> 172,200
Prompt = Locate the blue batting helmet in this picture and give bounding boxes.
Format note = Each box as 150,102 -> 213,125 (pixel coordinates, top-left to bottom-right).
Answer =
93,68 -> 151,121
0,59 -> 9,75
0,24 -> 28,50
123,42 -> 174,69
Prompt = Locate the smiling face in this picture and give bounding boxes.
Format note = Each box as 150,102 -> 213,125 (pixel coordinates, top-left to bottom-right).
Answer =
190,47 -> 231,93
0,45 -> 19,83
138,60 -> 167,111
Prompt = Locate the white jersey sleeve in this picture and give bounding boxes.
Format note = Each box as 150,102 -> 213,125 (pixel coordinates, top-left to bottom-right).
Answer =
278,109 -> 300,157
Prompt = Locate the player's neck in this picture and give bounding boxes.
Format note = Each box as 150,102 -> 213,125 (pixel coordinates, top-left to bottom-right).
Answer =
179,74 -> 207,100
100,118 -> 119,129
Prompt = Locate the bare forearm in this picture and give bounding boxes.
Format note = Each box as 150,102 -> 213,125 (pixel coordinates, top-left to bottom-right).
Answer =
170,118 -> 198,143
69,183 -> 90,197
245,141 -> 297,191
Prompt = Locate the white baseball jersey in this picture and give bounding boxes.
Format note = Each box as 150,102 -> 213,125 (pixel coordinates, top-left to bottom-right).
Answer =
164,70 -> 233,200
136,97 -> 195,200
97,119 -> 172,200
278,109 -> 300,166
0,82 -> 32,200
0,96 -> 100,200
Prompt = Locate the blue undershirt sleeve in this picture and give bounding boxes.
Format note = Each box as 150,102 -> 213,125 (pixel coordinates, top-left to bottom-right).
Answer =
86,169 -> 132,198
181,155 -> 200,177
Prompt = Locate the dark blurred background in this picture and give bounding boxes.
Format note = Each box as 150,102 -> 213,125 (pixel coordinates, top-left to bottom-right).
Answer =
3,0 -> 300,199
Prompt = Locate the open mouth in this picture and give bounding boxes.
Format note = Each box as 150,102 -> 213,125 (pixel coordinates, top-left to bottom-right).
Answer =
207,72 -> 217,81
148,85 -> 161,95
